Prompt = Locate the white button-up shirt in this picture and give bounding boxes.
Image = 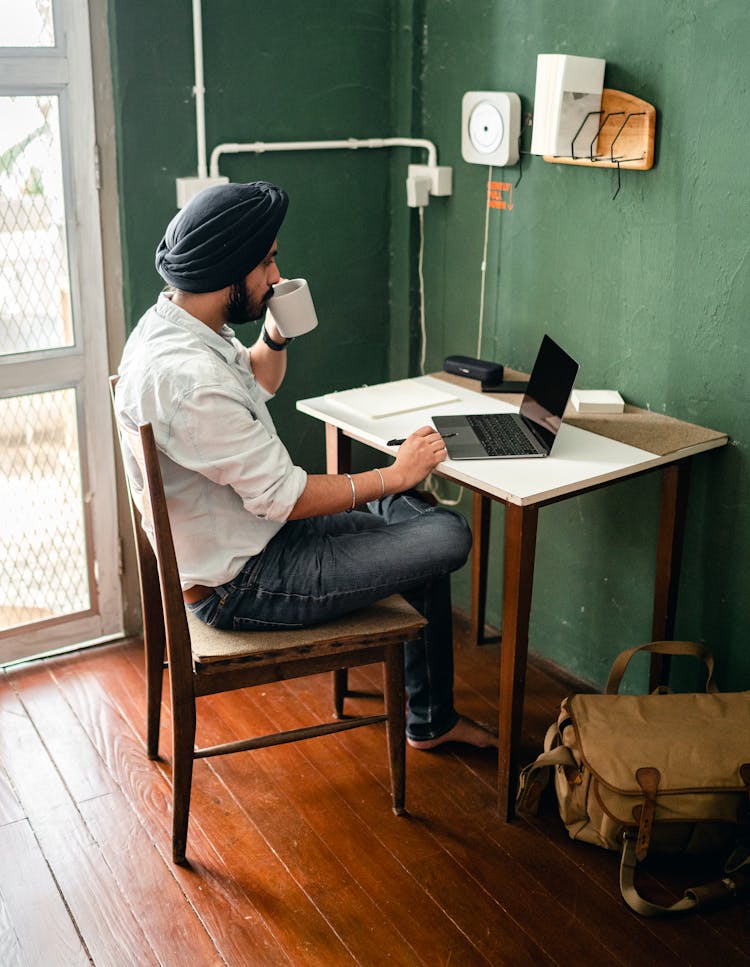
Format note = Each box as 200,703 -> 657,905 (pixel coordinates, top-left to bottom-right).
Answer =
115,293 -> 307,588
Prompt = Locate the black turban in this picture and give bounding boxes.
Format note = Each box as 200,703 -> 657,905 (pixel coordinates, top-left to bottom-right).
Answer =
155,181 -> 289,293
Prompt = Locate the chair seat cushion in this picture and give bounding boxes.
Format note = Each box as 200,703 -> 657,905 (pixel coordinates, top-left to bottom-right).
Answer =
187,594 -> 425,667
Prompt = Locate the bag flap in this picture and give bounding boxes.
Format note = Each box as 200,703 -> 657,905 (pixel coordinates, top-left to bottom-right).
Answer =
569,692 -> 750,794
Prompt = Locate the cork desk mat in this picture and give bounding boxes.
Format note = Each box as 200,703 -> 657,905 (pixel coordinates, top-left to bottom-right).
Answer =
433,370 -> 728,457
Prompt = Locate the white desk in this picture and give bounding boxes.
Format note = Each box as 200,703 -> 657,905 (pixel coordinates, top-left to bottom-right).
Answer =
297,373 -> 728,819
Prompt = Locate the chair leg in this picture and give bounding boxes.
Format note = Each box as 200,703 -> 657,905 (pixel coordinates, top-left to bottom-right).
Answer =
333,668 -> 348,718
171,694 -> 197,864
144,625 -> 166,760
382,643 -> 406,815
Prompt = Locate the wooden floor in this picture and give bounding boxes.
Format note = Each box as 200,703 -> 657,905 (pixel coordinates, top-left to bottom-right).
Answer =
0,613 -> 748,967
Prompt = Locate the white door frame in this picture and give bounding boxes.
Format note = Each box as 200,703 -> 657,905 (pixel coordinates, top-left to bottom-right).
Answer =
0,0 -> 125,662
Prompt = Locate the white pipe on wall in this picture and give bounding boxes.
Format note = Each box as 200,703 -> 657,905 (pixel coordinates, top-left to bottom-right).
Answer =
209,137 -> 439,179
192,0 -> 208,178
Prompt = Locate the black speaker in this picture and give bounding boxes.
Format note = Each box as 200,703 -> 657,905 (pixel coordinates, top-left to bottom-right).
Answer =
443,355 -> 504,384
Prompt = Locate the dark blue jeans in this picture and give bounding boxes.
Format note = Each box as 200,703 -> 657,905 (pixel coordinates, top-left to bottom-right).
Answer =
187,492 -> 472,741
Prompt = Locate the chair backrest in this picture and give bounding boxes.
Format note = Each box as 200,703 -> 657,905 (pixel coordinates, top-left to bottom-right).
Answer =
109,376 -> 161,620
109,377 -> 193,679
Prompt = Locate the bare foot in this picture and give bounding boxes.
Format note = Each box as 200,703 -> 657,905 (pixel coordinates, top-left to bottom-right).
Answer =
407,716 -> 498,751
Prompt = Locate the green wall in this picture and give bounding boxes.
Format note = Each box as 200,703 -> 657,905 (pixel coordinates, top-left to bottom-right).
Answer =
108,1 -> 750,692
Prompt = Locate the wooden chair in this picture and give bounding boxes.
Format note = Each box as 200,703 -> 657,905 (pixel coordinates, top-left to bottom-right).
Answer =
109,378 -> 425,863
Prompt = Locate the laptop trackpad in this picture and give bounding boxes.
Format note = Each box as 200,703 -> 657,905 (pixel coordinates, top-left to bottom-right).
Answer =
448,439 -> 485,458
433,417 -> 486,458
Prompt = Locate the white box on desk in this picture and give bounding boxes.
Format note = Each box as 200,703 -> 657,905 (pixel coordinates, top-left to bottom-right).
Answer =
571,389 -> 624,414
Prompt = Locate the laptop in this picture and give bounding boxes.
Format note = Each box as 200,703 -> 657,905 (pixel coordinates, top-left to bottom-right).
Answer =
432,334 -> 579,460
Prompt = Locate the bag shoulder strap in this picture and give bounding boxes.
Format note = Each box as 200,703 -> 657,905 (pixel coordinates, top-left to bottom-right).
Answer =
605,640 -> 718,695
516,724 -> 576,817
620,835 -> 750,917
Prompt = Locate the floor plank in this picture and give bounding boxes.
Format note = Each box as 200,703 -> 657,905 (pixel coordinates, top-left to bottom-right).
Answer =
0,760 -> 24,829
0,820 -> 89,967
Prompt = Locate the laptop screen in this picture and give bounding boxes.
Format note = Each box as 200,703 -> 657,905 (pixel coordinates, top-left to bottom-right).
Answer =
519,334 -> 580,451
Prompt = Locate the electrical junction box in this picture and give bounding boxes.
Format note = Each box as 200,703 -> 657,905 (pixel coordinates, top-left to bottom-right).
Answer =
176,175 -> 230,208
461,92 -> 521,166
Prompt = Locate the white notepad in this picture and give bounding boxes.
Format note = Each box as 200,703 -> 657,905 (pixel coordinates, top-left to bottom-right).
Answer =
325,379 -> 460,419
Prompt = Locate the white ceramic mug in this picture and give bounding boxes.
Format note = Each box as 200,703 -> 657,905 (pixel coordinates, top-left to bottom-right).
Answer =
265,278 -> 319,338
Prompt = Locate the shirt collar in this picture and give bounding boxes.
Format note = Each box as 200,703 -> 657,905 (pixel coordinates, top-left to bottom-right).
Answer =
156,291 -> 241,365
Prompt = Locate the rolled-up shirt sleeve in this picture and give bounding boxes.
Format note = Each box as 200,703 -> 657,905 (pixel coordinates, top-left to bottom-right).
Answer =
166,381 -> 307,522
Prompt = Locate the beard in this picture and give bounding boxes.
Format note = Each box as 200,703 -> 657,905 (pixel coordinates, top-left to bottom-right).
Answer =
226,282 -> 274,325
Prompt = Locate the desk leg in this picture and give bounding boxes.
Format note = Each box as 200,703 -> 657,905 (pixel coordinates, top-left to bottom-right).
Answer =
498,502 -> 538,822
325,423 -> 351,475
326,424 -> 353,714
470,493 -> 492,645
649,459 -> 691,691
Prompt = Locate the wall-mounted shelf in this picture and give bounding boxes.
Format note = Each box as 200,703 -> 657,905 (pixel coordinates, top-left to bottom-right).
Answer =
543,89 -> 655,170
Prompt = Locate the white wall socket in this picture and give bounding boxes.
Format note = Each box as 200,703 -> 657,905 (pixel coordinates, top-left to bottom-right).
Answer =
405,163 -> 453,208
407,164 -> 452,197
461,92 -> 521,166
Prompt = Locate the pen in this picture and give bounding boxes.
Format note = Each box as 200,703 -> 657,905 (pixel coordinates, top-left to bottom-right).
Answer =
386,433 -> 457,446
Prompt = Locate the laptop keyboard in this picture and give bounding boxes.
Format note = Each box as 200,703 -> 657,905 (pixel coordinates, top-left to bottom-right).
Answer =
466,414 -> 537,456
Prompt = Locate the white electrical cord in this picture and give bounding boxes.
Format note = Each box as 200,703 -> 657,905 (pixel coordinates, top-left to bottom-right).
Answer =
415,201 -> 463,506
424,469 -> 463,506
476,164 -> 493,357
417,206 -> 427,376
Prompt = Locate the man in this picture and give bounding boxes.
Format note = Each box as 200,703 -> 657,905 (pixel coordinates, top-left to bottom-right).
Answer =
116,181 -> 494,750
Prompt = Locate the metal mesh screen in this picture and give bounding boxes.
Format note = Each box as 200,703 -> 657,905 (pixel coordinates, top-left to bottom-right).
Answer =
0,389 -> 90,630
0,95 -> 71,357
0,1 -> 55,47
